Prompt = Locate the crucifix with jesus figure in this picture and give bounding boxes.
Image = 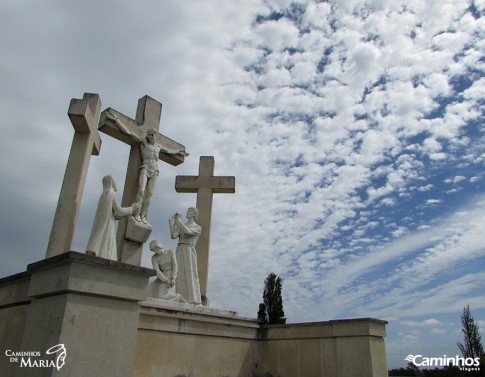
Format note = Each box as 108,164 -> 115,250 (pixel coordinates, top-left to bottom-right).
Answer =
98,96 -> 188,265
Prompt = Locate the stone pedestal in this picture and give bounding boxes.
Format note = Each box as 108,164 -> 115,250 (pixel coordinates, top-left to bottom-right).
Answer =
1,252 -> 154,377
1,255 -> 388,377
125,216 -> 152,244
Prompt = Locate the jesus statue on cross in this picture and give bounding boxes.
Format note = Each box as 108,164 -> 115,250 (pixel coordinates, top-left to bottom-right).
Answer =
106,110 -> 189,224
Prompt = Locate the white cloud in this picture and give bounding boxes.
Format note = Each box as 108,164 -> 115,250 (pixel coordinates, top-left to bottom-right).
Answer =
402,319 -> 443,327
254,18 -> 300,51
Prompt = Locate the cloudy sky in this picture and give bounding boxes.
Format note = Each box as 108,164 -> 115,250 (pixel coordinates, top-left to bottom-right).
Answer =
1,0 -> 484,368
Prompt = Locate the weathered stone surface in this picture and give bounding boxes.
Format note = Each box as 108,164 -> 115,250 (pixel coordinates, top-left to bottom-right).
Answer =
0,258 -> 388,377
141,298 -> 238,317
46,93 -> 101,258
125,216 -> 152,244
134,306 -> 389,377
0,252 -> 154,377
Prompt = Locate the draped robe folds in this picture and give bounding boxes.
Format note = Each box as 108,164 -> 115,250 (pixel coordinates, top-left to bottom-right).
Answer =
171,221 -> 202,305
147,250 -> 185,302
86,175 -> 132,260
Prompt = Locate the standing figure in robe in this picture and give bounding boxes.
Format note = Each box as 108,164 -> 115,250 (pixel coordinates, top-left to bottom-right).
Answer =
86,175 -> 139,260
169,207 -> 202,305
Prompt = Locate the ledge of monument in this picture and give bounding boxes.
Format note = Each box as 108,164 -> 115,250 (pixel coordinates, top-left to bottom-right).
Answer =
0,270 -> 31,284
27,251 -> 156,277
140,297 -> 244,319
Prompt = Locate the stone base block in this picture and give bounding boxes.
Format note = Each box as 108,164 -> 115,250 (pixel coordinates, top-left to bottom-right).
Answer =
125,216 -> 152,244
0,252 -> 155,377
0,254 -> 388,377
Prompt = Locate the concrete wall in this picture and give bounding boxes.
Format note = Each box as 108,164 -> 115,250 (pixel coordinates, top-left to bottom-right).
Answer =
0,272 -> 31,375
133,303 -> 388,377
259,320 -> 388,377
0,255 -> 388,377
134,303 -> 261,377
0,252 -> 154,377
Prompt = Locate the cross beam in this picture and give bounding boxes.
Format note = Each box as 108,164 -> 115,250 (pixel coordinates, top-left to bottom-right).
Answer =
46,93 -> 102,258
98,96 -> 187,265
175,156 -> 235,305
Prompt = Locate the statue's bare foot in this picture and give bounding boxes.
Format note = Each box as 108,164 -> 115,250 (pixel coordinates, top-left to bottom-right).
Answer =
141,216 -> 148,224
134,215 -> 142,222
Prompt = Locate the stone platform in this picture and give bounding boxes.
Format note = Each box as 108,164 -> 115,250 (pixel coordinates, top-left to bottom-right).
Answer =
0,252 -> 388,377
141,297 -> 238,317
134,303 -> 388,377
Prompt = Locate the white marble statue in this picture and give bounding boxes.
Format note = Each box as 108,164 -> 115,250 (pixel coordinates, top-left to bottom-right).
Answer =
169,207 -> 202,305
86,175 -> 140,260
146,240 -> 186,302
106,110 -> 188,225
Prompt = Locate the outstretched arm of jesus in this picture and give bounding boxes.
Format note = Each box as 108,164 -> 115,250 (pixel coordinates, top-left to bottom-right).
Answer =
159,145 -> 189,157
106,110 -> 144,144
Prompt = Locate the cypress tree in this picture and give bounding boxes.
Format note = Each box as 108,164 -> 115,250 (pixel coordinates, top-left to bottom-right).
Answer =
258,272 -> 286,325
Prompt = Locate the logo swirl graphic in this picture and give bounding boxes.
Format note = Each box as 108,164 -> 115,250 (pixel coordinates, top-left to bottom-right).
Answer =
46,344 -> 66,371
404,354 -> 419,364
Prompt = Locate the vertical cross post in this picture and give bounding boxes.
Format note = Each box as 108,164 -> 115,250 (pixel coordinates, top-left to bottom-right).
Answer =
46,93 -> 102,258
98,96 -> 186,265
175,156 -> 235,305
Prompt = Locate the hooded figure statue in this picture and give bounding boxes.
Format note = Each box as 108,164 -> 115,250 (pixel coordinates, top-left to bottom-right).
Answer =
86,175 -> 139,260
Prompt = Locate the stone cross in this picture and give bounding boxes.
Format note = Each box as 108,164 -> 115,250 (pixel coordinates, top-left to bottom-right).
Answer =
98,96 -> 186,265
46,93 -> 102,258
175,156 -> 235,305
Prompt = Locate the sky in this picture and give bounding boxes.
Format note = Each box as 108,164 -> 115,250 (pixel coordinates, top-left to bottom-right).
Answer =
0,0 -> 484,369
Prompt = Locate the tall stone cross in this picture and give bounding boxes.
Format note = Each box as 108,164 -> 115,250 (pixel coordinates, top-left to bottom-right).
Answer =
98,95 -> 186,265
175,156 -> 235,305
46,93 -> 102,258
